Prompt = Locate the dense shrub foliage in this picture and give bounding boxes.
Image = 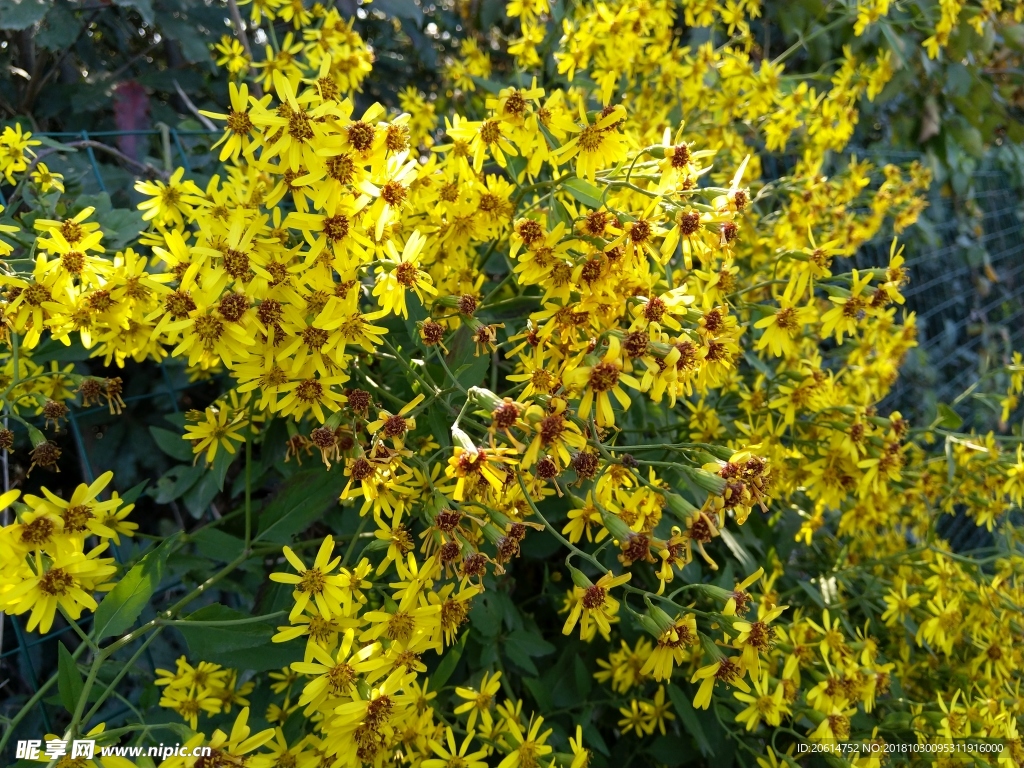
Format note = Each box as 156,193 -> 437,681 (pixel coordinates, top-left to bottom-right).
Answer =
3,1 -> 1024,767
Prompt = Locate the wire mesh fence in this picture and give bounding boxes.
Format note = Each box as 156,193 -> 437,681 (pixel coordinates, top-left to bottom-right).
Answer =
854,157 -> 1024,424
1,129 -> 1023,742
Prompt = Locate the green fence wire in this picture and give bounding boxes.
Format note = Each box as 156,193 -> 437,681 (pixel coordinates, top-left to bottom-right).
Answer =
2,129 -> 1023,750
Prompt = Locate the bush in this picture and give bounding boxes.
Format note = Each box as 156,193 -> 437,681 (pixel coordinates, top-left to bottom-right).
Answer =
2,2 -> 1024,767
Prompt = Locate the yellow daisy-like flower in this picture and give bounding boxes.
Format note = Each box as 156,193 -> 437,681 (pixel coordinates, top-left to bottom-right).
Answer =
562,570 -> 631,640
183,405 -> 249,466
553,102 -> 627,182
372,230 -> 436,318
564,335 -> 640,427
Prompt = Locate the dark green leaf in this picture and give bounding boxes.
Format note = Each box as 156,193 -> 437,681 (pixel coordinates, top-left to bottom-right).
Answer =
574,656 -> 592,697
374,0 -> 423,21
504,641 -> 538,674
648,735 -> 691,766
0,0 -> 48,30
668,684 -> 714,757
719,528 -> 756,572
506,629 -> 555,657
57,642 -> 84,715
113,0 -> 154,24
798,579 -> 827,609
429,633 -> 466,691
149,426 -> 194,462
93,534 -> 178,640
174,603 -> 303,672
427,408 -> 451,449
153,464 -> 204,504
182,467 -> 224,518
192,527 -> 245,562
37,1 -> 79,50
563,178 -> 604,209
445,326 -> 490,390
469,76 -> 503,94
98,208 -> 148,252
120,480 -> 149,506
256,469 -> 347,543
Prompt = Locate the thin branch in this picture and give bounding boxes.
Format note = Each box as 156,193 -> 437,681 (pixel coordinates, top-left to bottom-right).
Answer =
228,0 -> 254,59
174,80 -> 217,130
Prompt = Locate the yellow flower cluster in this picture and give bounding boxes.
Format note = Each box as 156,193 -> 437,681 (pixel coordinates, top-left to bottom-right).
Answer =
155,656 -> 255,730
1,0 -> 1024,765
0,473 -> 134,633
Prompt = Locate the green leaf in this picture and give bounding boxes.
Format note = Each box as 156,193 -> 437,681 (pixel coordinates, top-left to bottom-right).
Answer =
549,198 -> 573,231
563,177 -> 604,209
798,579 -> 827,609
37,1 -> 79,50
98,207 -> 148,252
57,642 -> 84,715
934,402 -> 963,430
113,0 -> 154,24
373,0 -> 423,21
0,0 -> 49,30
719,528 -> 756,572
427,408 -> 451,449
668,684 -> 713,757
429,632 -> 466,691
153,464 -> 204,504
445,326 -> 490,390
192,528 -> 245,562
647,735 -> 690,766
574,656 -> 592,697
93,534 -> 178,640
120,480 -> 149,506
256,469 -> 347,543
469,75 -> 503,94
149,426 -> 194,462
505,641 -> 538,674
174,603 -> 303,672
505,629 -> 555,657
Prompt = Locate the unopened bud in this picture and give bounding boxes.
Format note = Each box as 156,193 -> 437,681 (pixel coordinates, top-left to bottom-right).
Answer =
682,466 -> 727,495
468,386 -> 503,411
568,564 -> 593,589
665,492 -> 698,521
600,509 -> 634,541
451,425 -> 477,452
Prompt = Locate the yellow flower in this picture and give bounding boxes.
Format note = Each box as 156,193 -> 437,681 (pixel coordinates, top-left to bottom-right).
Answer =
454,671 -> 502,732
423,728 -> 489,768
564,335 -> 639,427
372,230 -> 436,318
562,570 -> 631,639
0,540 -> 116,632
691,657 -> 750,710
135,167 -> 203,228
734,671 -> 788,731
183,405 -> 249,465
553,101 -> 627,182
30,163 -> 64,193
269,535 -> 352,621
497,714 -> 553,768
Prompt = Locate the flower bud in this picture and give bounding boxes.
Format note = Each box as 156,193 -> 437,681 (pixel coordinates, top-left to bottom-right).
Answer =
451,425 -> 477,452
468,386 -> 503,411
600,509 -> 634,541
665,492 -> 698,521
682,466 -> 727,495
698,631 -> 725,661
568,564 -> 593,589
646,603 -> 678,633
